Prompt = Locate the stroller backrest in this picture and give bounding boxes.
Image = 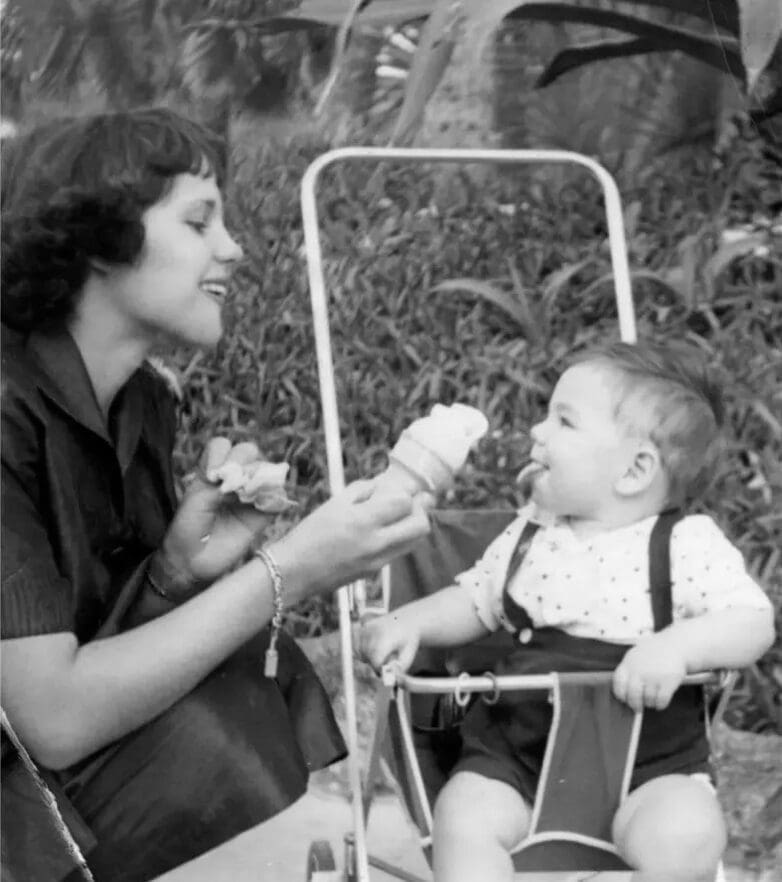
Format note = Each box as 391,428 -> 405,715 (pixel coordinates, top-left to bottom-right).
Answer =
388,508 -> 517,675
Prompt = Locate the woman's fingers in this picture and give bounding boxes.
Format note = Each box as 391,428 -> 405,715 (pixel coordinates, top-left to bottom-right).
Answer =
363,485 -> 422,527
202,437 -> 233,476
380,504 -> 431,551
202,438 -> 263,481
224,441 -> 262,466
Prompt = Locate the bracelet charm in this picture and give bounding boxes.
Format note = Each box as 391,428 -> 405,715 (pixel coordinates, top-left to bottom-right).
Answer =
147,561 -> 173,601
254,547 -> 284,678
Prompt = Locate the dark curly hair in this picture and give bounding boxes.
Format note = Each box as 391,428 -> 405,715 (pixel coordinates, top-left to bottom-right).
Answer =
1,107 -> 226,333
571,340 -> 725,506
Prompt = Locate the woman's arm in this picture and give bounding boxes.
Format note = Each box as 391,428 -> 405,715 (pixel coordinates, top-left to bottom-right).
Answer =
1,481 -> 430,770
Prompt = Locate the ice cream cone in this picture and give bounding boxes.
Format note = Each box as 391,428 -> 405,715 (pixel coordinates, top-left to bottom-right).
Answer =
379,403 -> 489,495
387,435 -> 455,493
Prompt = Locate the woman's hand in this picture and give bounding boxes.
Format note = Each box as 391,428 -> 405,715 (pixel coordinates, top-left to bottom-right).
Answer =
159,438 -> 273,588
268,479 -> 432,601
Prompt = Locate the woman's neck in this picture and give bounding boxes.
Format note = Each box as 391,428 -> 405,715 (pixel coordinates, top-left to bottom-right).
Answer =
68,310 -> 151,417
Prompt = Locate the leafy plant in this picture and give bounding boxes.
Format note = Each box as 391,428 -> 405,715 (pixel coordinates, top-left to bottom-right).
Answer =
162,132 -> 781,732
289,0 -> 782,145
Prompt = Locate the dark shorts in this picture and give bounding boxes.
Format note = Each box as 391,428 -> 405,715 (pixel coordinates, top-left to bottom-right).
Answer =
452,727 -> 713,808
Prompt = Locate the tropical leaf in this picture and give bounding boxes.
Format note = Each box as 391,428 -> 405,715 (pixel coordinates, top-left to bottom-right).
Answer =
703,232 -> 773,292
84,1 -> 156,106
313,0 -> 367,115
284,0 -> 433,27
387,0 -> 460,145
430,277 -> 536,335
578,268 -> 686,304
541,257 -> 594,305
537,30 -> 744,88
537,37 -> 659,87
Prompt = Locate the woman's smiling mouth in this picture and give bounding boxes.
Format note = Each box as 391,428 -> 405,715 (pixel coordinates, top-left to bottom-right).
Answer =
200,280 -> 228,302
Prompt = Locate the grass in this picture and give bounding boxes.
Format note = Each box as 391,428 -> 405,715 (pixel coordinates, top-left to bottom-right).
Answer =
170,130 -> 782,733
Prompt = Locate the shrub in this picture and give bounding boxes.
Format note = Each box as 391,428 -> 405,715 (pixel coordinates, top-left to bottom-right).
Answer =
170,133 -> 781,731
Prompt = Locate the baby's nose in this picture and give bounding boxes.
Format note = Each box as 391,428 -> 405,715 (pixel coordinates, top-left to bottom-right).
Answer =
530,421 -> 545,444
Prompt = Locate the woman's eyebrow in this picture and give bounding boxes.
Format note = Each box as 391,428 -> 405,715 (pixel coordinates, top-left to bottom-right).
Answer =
552,401 -> 578,418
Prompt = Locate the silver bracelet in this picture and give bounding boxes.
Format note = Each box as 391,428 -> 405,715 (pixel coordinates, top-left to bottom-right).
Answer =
254,547 -> 284,678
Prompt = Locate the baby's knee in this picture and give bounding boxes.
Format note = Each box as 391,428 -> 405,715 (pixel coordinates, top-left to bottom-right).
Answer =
434,773 -> 487,838
433,771 -> 530,850
614,775 -> 726,877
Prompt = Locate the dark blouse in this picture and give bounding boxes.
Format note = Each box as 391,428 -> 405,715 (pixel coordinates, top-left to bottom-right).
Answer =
1,327 -> 349,882
1,325 -> 178,642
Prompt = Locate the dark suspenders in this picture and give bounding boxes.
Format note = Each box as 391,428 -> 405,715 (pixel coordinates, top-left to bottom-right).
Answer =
501,510 -> 684,636
647,508 -> 684,630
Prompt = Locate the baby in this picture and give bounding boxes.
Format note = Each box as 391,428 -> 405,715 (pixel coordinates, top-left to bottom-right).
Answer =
362,341 -> 775,882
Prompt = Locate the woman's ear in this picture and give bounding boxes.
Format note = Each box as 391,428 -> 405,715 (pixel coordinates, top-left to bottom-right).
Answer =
88,257 -> 112,277
615,442 -> 661,497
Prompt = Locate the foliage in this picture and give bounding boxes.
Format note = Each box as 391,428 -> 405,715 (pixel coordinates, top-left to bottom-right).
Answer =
0,0 -> 324,130
303,0 -> 782,146
166,130 -> 781,732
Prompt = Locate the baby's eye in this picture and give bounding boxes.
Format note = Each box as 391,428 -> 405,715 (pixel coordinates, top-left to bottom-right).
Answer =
558,414 -> 574,428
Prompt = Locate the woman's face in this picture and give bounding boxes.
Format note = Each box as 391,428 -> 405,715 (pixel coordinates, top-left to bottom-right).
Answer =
102,171 -> 243,348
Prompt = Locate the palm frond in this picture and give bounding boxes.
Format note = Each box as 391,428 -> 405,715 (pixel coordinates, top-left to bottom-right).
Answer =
537,31 -> 743,88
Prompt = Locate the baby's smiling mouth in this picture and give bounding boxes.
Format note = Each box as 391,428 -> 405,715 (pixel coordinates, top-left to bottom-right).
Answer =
517,460 -> 547,493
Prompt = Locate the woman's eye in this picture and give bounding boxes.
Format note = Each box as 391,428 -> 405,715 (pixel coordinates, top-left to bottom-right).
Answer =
186,220 -> 208,234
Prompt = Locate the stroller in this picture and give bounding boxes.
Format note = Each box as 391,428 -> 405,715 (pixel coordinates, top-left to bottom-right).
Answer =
299,147 -> 734,882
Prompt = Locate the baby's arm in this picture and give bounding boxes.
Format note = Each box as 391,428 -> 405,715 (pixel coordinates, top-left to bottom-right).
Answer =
361,582 -> 491,673
614,606 -> 774,712
361,517 -> 527,673
614,516 -> 775,712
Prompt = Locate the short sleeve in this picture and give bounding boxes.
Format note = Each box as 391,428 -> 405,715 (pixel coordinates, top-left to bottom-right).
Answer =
2,462 -> 74,638
456,520 -> 523,631
671,515 -> 772,618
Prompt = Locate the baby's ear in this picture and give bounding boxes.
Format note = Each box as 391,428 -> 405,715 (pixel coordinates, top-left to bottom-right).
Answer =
615,442 -> 661,497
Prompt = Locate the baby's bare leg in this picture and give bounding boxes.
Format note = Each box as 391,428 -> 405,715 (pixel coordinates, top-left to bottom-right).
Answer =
432,771 -> 530,882
613,774 -> 726,882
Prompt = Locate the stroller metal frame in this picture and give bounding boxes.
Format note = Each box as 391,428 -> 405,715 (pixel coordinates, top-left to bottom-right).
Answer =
300,147 -> 638,881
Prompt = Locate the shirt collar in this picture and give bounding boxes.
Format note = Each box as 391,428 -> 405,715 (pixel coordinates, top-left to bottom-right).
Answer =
524,502 -> 662,543
27,328 -> 144,471
522,502 -> 559,529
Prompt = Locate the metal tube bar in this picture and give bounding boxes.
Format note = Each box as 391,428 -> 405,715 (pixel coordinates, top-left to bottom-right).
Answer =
367,853 -> 430,882
394,690 -> 435,838
299,147 -> 636,882
396,670 -> 718,695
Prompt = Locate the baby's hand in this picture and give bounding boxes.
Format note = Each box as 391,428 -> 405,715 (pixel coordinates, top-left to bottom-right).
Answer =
613,635 -> 688,712
359,614 -> 420,675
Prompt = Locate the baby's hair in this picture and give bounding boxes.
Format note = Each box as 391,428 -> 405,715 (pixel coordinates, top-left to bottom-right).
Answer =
572,341 -> 725,505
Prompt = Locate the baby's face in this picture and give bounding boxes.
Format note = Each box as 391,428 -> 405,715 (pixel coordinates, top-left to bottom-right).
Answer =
528,363 -> 639,520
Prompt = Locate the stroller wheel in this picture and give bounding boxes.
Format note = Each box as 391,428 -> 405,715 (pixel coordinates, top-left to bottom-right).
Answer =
306,839 -> 338,881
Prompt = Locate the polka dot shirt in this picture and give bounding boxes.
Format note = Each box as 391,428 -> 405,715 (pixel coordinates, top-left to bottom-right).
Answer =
461,504 -> 771,645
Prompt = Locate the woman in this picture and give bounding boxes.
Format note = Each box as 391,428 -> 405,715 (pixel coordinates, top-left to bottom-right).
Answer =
0,107 -> 430,881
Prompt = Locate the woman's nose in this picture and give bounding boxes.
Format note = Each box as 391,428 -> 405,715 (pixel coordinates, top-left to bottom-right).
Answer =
216,226 -> 244,263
